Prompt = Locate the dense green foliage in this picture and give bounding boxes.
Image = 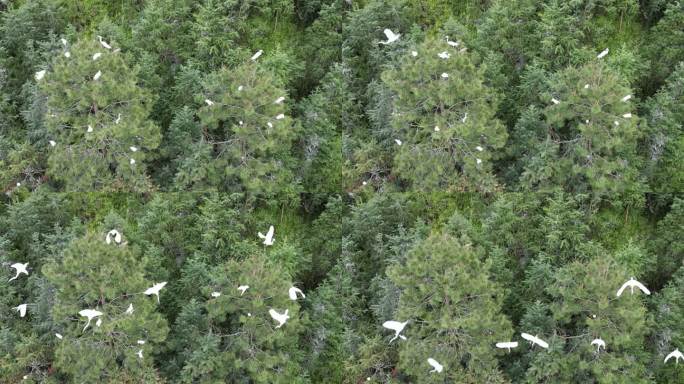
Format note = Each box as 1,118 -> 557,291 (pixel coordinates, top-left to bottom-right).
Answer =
0,0 -> 682,383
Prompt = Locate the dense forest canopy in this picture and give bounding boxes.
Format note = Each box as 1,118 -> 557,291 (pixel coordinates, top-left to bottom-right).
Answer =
0,0 -> 682,382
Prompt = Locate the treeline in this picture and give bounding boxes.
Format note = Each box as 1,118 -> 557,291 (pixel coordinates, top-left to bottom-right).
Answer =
0,0 -> 682,383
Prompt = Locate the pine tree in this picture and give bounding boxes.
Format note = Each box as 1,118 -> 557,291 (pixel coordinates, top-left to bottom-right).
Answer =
386,232 -> 513,382
382,35 -> 507,192
38,37 -> 160,191
42,220 -> 168,382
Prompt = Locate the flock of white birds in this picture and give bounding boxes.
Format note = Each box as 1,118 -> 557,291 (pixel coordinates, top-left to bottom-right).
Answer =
8,222 -> 309,370
375,30 -> 682,375
15,32 -> 683,378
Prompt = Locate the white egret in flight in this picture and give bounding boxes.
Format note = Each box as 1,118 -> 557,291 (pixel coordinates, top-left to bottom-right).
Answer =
251,50 -> 263,61
49,140 -> 56,147
144,282 -> 167,303
205,99 -> 214,106
14,304 -> 28,317
438,51 -> 450,59
274,96 -> 285,104
35,70 -> 46,81
379,29 -> 400,44
616,277 -> 650,296
597,48 -> 609,59
288,286 -> 305,300
427,358 -> 443,373
591,338 -> 606,351
496,341 -> 518,352
8,262 -> 29,282
105,229 -> 122,245
269,308 -> 290,328
97,36 -> 111,49
237,285 -> 249,295
665,349 -> 684,364
258,225 -> 275,246
621,95 -> 632,102
93,70 -> 102,81
125,303 -> 134,314
79,309 -> 103,331
92,52 -> 102,61
382,320 -> 408,343
521,333 -> 549,349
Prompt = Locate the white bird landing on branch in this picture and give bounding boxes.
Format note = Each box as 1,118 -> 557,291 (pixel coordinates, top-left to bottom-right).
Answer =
269,308 -> 290,328
379,29 -> 400,44
258,225 -> 275,246
521,333 -> 549,349
289,286 -> 305,300
79,309 -> 103,331
427,358 -> 443,373
616,277 -> 650,297
665,349 -> 684,364
144,282 -> 167,303
8,262 -> 29,282
496,341 -> 518,352
382,320 -> 408,343
591,338 -> 606,351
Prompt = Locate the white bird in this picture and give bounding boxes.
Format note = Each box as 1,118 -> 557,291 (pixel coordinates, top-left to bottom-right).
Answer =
393,139 -> 402,146
476,146 -> 484,152
238,85 -> 244,91
434,126 -> 440,132
621,94 -> 632,102
584,84 -> 590,89
35,70 -> 46,81
427,358 -> 443,373
496,341 -> 519,352
551,98 -> 560,105
93,70 -> 102,81
623,113 -> 632,118
591,338 -> 606,351
115,114 -> 121,124
144,282 -> 167,303
92,52 -> 102,61
105,229 -> 122,245
288,286 -> 305,300
55,333 -> 63,339
597,48 -> 609,59
411,51 -> 418,57
446,37 -> 459,47
8,262 -> 29,282
97,36 -> 111,49
125,303 -> 134,314
79,309 -> 103,331
267,122 -> 273,128
274,96 -> 285,104
665,349 -> 684,364
251,50 -> 263,61
238,285 -> 249,295
87,125 -> 93,133
137,340 -> 145,345
137,349 -> 143,359
14,304 -> 28,317
379,29 -> 400,44
258,225 -> 275,246
239,121 -> 243,125
60,38 -> 67,46
205,99 -> 214,106
269,308 -> 290,328
48,140 -> 56,147
130,146 -> 138,152
441,73 -> 449,79
275,113 -> 285,120
64,51 -> 71,58
616,277 -> 650,296
382,320 -> 408,343
461,112 -> 468,123
96,318 -> 102,327
211,291 -> 221,297
614,121 -> 620,126
476,158 -> 482,165
438,51 -> 450,59
521,333 -> 549,349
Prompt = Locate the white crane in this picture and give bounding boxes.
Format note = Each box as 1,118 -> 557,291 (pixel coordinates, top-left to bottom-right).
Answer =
251,50 -> 263,61
495,341 -> 518,352
97,36 -> 112,50
258,225 -> 275,246
14,304 -> 28,317
144,282 -> 167,303
79,309 -> 103,331
621,94 -> 632,102
382,320 -> 408,343
597,48 -> 609,59
35,70 -> 46,81
93,70 -> 102,81
438,51 -> 450,59
665,349 -> 684,364
269,308 -> 290,328
521,333 -> 549,349
616,277 -> 650,297
105,229 -> 122,245
92,52 -> 102,61
237,285 -> 249,295
591,338 -> 606,351
274,96 -> 285,104
8,262 -> 29,282
288,286 -> 305,300
427,358 -> 443,373
379,29 -> 400,44
125,303 -> 134,315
